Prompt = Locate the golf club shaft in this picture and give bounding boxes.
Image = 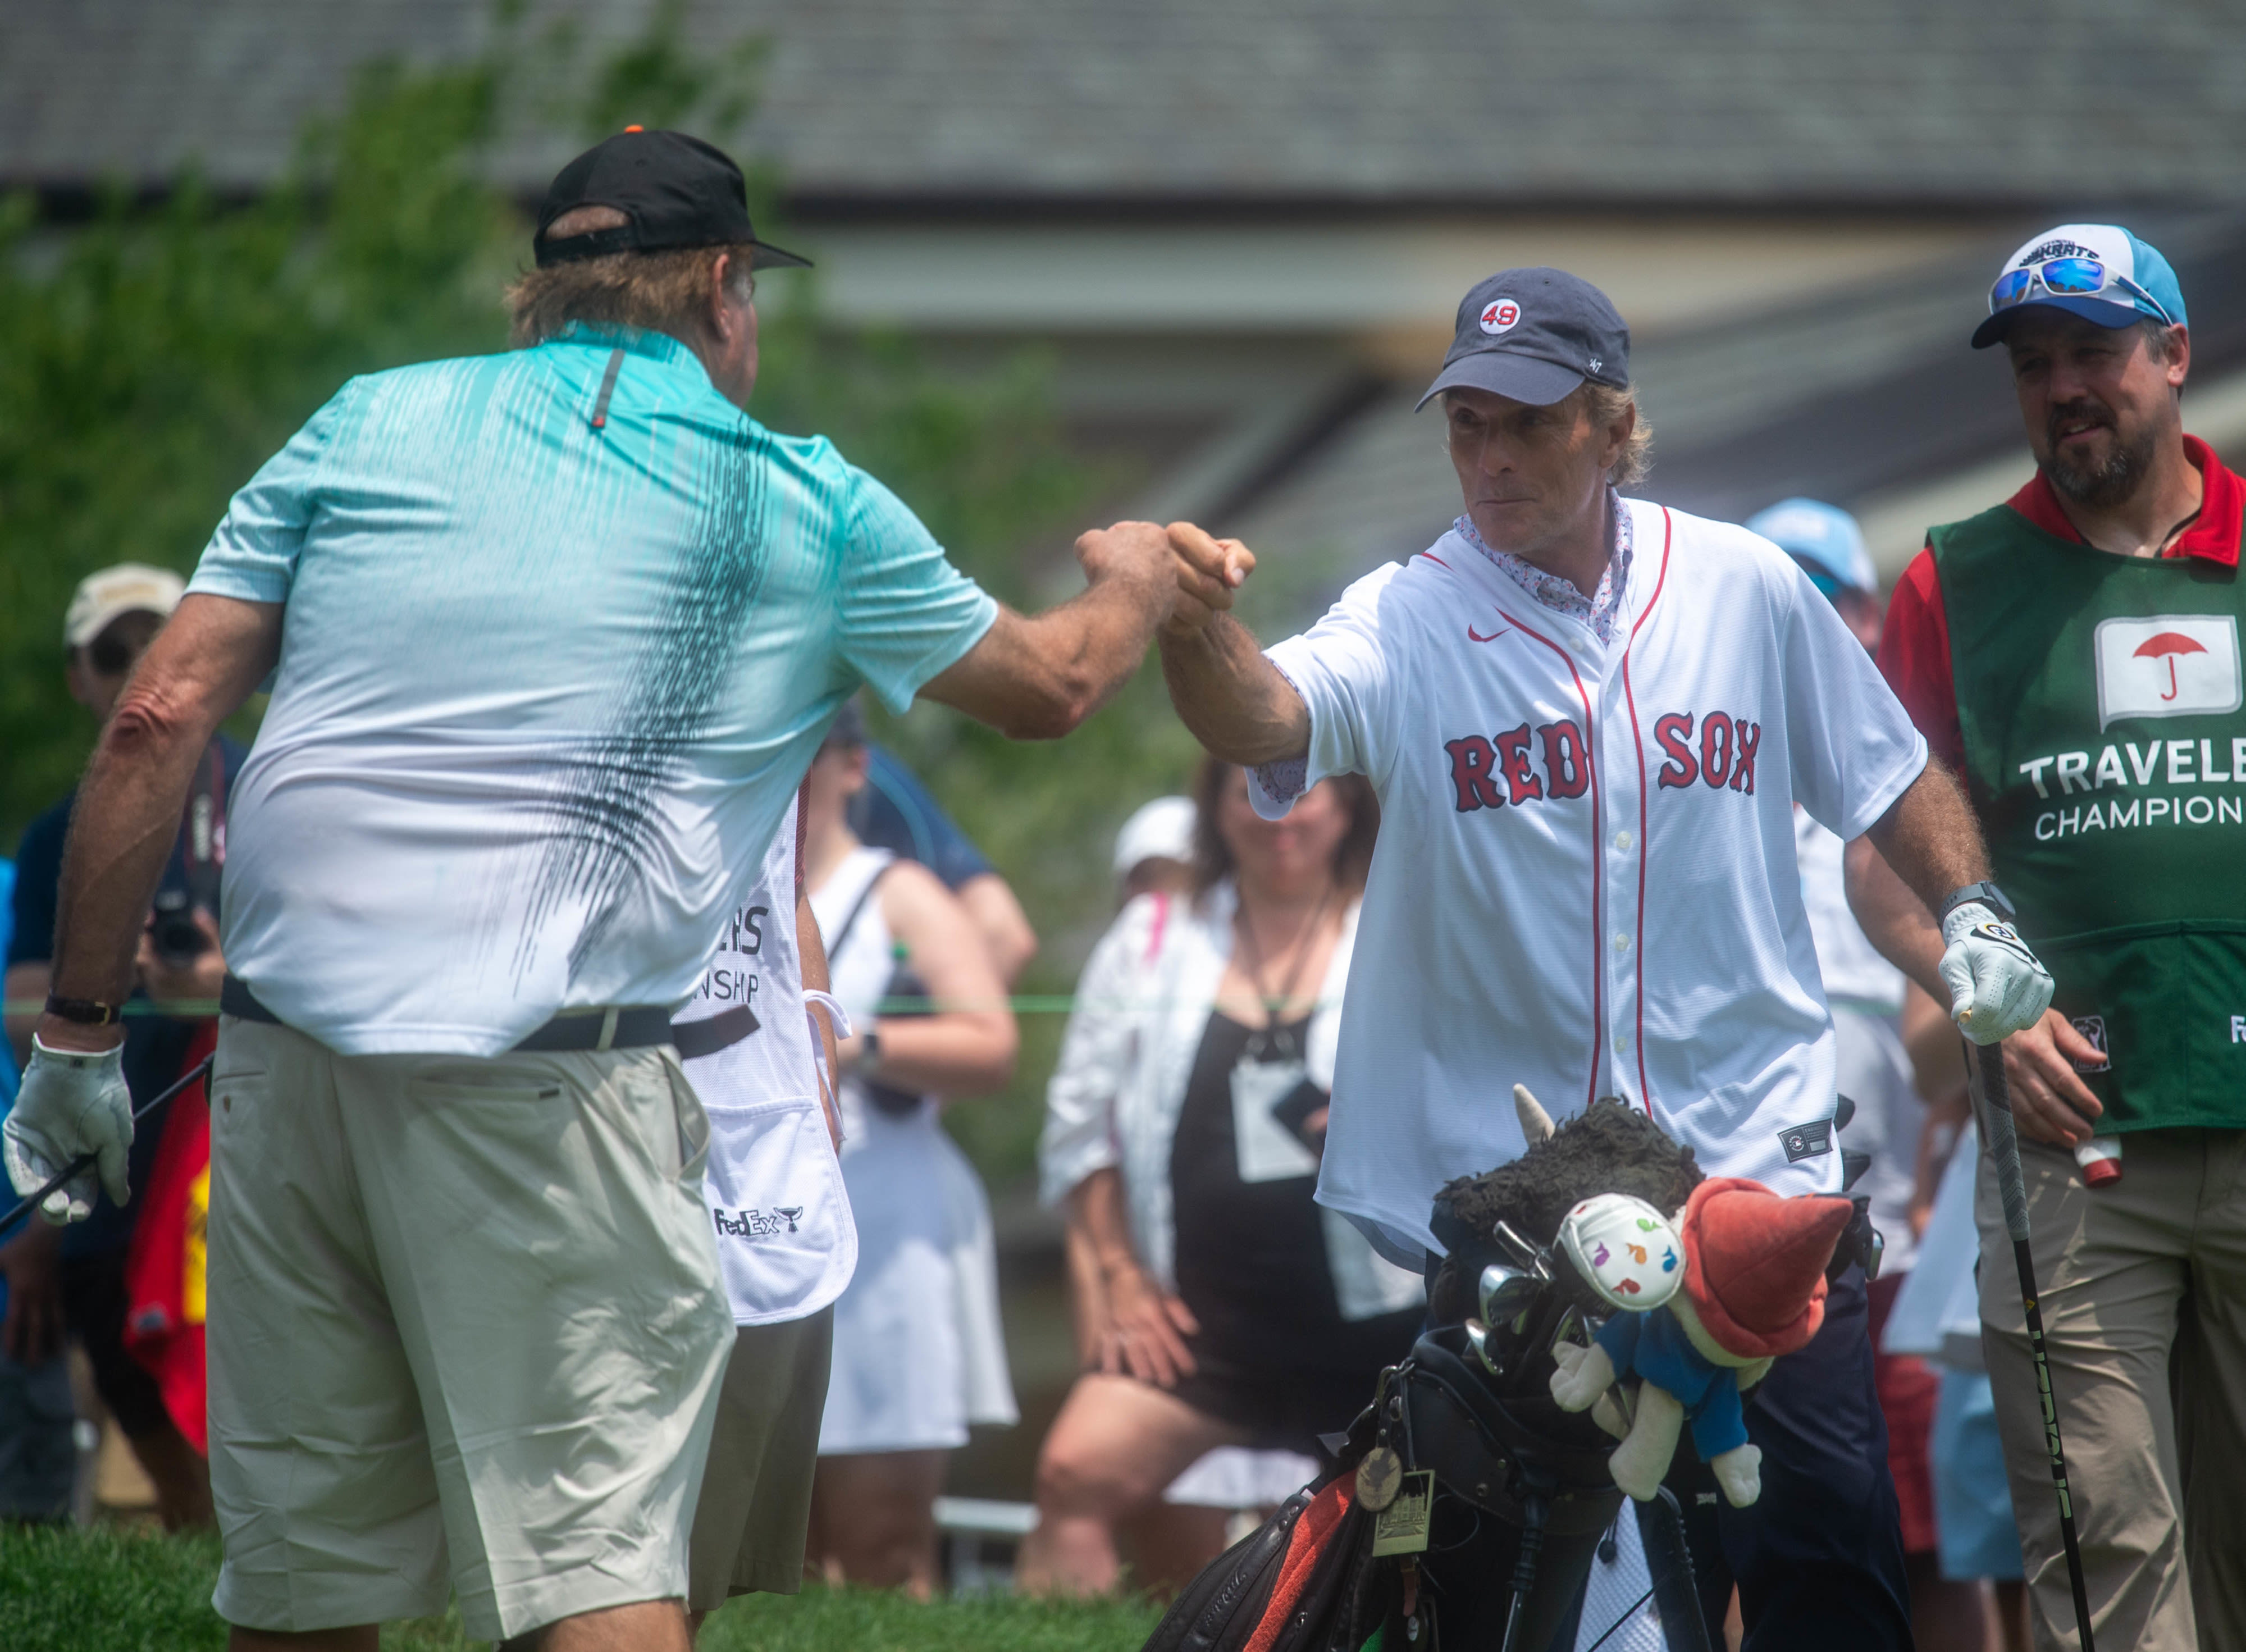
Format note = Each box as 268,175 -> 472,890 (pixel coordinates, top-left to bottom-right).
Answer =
0,1053 -> 216,1238
1974,1039 -> 2097,1652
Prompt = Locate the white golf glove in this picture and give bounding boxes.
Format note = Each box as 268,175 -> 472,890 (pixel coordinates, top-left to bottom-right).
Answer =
3,1037 -> 135,1224
1938,901 -> 2054,1046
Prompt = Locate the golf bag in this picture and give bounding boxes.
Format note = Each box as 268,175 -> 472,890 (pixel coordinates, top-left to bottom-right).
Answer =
1142,1320 -> 1712,1651
1144,1100 -> 1723,1650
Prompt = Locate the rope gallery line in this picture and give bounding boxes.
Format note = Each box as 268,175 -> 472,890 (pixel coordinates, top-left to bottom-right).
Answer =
0,994 -> 1216,1020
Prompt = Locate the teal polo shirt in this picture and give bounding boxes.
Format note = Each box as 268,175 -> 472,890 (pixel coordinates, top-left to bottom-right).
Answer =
186,324 -> 997,1055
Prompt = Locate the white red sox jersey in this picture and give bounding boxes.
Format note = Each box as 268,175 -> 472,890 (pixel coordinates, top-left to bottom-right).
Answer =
1258,496 -> 1928,1265
676,797 -> 858,1326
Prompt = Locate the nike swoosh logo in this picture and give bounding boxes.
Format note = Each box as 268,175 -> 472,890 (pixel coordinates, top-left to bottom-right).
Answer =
1467,626 -> 1511,644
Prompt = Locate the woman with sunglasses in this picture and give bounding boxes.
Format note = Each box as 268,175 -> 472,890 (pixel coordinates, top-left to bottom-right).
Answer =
1018,757 -> 1424,1596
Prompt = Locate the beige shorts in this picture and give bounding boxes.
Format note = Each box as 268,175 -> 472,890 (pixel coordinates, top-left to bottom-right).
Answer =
205,1017 -> 732,1641
687,1308 -> 835,1611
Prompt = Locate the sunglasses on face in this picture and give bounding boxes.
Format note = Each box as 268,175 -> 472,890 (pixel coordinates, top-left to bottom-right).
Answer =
87,632 -> 146,677
1988,256 -> 2175,326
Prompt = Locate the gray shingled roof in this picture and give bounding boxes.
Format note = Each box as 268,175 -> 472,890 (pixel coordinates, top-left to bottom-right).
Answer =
6,0 -> 2245,204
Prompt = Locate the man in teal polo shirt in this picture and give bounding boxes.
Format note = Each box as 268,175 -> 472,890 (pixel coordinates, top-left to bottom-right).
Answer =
3,130 -> 1184,1651
1851,223 -> 2246,1652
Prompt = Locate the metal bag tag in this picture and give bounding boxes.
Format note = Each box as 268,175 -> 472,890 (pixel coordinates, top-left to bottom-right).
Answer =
1370,1470 -> 1434,1556
1357,1444 -> 1404,1510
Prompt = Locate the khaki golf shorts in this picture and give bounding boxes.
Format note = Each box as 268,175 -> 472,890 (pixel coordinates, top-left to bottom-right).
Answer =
204,1017 -> 732,1641
687,1308 -> 835,1611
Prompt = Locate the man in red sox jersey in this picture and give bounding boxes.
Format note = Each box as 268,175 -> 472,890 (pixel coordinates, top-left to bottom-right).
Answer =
1157,268 -> 2055,1650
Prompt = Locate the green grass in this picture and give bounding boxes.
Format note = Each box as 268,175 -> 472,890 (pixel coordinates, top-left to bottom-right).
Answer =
0,1525 -> 1165,1652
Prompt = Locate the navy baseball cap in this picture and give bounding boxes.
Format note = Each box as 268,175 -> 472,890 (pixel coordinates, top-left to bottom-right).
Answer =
1418,268 -> 1632,410
536,129 -> 811,271
1971,223 -> 2184,349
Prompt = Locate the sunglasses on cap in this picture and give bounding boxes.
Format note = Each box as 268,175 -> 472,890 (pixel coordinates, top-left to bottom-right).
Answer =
1786,555 -> 1845,600
1988,256 -> 2175,326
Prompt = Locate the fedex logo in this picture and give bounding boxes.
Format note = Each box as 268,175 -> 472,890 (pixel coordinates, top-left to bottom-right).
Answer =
1652,712 -> 1763,793
1445,719 -> 1592,813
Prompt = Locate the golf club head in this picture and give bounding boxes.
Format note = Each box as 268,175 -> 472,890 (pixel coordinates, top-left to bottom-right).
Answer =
1480,1261 -> 1539,1327
1489,1221 -> 1550,1277
1464,1316 -> 1500,1375
1474,1262 -> 1548,1380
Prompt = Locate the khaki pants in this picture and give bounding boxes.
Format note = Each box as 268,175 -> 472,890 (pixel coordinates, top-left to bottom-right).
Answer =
686,1309 -> 834,1612
206,1018 -> 733,1641
1976,1127 -> 2246,1652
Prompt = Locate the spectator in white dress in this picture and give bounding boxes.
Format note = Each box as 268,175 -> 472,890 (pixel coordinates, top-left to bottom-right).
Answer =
1018,758 -> 1422,1595
800,705 -> 1021,1596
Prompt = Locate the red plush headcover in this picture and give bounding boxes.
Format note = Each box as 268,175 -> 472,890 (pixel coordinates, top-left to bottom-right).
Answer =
1680,1177 -> 1854,1360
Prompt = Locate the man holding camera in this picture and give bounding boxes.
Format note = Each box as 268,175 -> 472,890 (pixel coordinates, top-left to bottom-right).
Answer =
3,563 -> 229,1530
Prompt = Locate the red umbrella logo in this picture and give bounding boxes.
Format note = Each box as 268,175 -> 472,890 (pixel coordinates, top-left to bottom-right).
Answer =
2135,631 -> 2207,701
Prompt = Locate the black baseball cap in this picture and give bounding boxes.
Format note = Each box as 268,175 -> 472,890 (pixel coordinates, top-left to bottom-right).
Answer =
1417,268 -> 1631,410
535,128 -> 811,271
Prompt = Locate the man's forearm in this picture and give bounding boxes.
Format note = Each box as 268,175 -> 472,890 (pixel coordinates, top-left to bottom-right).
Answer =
1157,614 -> 1309,766
923,567 -> 1171,742
1856,760 -> 1988,997
1022,568 -> 1173,731
1863,760 -> 1988,903
43,595 -> 280,1048
51,714 -> 228,1015
1845,836 -> 1947,1000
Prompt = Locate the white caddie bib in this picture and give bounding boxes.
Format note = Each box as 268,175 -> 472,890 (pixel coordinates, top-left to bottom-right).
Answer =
676,798 -> 859,1326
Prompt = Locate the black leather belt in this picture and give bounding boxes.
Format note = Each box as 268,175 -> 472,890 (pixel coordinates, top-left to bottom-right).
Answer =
221,976 -> 677,1053
669,1003 -> 760,1062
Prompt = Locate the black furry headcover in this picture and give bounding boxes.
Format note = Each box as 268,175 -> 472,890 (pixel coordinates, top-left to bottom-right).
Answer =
1427,1097 -> 1702,1325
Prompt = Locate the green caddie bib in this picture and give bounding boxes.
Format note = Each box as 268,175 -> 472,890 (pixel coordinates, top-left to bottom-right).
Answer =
1932,503 -> 2246,1132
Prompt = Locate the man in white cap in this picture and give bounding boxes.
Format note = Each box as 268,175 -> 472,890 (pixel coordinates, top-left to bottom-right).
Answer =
1111,795 -> 1198,903
4,562 -> 228,1531
1852,222 -> 2246,1652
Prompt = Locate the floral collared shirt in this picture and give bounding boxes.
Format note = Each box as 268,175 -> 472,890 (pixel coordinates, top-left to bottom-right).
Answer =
1254,491 -> 1633,806
1453,487 -> 1635,646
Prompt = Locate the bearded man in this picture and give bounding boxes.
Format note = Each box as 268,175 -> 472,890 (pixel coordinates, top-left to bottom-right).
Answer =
1851,223 -> 2246,1652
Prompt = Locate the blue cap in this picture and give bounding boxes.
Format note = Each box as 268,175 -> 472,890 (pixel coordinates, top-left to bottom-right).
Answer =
1971,223 -> 2185,349
1745,499 -> 1875,597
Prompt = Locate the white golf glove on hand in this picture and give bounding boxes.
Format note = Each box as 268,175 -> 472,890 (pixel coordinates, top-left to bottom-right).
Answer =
3,1037 -> 135,1225
1938,900 -> 2055,1046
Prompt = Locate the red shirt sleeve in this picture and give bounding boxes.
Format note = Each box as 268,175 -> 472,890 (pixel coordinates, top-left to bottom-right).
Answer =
1876,547 -> 1965,777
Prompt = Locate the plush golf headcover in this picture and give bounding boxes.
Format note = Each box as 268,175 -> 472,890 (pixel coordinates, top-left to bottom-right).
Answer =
1680,1178 -> 1853,1359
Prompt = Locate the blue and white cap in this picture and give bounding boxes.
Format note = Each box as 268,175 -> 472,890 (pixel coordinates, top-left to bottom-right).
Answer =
1743,499 -> 1875,597
1972,223 -> 2186,350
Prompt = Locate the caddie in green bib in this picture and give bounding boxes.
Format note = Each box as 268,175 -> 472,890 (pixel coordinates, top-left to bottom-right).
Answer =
1934,499 -> 2246,1132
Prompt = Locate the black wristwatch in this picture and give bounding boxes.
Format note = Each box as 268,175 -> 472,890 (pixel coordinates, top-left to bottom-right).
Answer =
852,1027 -> 883,1079
1936,881 -> 2016,926
44,993 -> 124,1027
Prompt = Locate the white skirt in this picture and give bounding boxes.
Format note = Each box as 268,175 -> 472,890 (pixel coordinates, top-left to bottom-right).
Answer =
819,1093 -> 1019,1454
